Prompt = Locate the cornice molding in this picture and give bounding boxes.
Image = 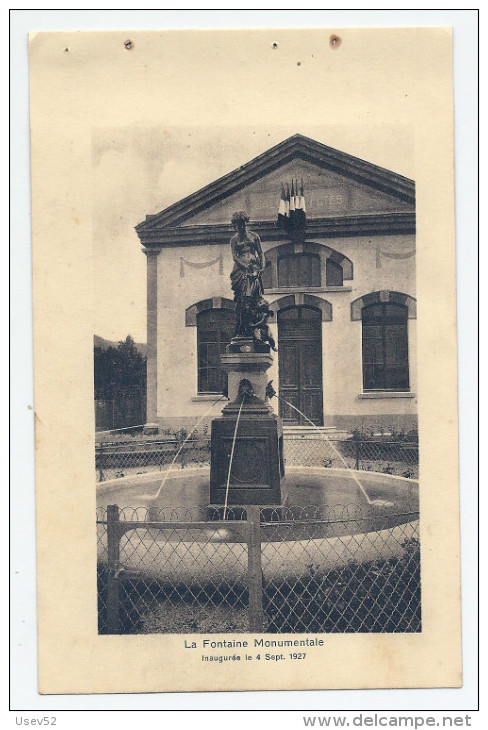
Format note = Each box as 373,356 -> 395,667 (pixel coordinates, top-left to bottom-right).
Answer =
138,212 -> 416,248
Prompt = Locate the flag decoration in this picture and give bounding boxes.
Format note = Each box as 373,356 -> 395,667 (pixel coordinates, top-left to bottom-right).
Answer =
289,179 -> 296,228
277,178 -> 307,238
295,178 -> 306,228
277,183 -> 287,229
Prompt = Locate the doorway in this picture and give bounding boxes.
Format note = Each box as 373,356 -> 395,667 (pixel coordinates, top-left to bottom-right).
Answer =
278,306 -> 324,426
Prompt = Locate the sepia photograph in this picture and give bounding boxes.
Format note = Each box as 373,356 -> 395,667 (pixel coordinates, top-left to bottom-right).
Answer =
93,127 -> 420,637
26,24 -> 465,696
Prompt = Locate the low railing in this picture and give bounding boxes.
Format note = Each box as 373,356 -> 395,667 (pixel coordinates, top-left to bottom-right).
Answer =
95,437 -> 418,482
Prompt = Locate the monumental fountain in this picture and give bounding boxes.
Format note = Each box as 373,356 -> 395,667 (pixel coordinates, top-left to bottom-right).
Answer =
96,210 -> 419,584
209,211 -> 284,510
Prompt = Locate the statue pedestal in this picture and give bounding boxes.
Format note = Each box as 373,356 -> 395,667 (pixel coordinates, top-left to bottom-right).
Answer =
210,414 -> 284,506
209,341 -> 284,507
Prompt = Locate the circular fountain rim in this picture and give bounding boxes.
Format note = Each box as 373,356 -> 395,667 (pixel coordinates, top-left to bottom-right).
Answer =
97,464 -> 419,495
96,467 -> 419,584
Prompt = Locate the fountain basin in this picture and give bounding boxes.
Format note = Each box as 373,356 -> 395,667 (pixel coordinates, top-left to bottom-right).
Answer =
97,466 -> 418,512
97,466 -> 418,584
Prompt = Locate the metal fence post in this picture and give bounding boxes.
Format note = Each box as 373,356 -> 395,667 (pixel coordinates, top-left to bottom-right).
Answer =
106,504 -> 121,633
97,442 -> 105,482
355,440 -> 360,471
247,506 -> 264,632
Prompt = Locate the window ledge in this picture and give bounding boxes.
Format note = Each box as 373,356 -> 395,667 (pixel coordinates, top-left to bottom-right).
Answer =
265,286 -> 352,295
358,391 -> 416,400
192,394 -> 226,402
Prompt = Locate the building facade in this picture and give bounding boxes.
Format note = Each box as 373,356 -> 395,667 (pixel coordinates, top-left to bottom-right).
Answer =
136,135 -> 417,435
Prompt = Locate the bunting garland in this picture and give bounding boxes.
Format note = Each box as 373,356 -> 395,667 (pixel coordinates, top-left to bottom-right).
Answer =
180,254 -> 224,277
375,245 -> 416,269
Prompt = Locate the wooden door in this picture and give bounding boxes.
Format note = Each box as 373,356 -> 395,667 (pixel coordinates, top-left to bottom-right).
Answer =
278,306 -> 323,426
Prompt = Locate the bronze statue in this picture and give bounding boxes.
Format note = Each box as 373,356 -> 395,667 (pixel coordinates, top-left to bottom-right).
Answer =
249,299 -> 277,351
230,211 -> 267,338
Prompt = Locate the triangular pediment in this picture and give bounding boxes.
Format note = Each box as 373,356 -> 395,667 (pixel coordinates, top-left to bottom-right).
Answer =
184,160 -> 412,226
136,134 -> 415,242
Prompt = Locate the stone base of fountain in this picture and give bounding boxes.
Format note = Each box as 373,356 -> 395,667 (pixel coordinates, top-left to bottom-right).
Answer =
209,338 -> 284,508
210,414 -> 284,506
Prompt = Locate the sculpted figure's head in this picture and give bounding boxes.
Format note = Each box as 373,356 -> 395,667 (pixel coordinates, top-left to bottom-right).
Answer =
231,211 -> 249,232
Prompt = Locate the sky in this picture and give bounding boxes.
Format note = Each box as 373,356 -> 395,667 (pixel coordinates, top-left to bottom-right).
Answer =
93,123 -> 414,343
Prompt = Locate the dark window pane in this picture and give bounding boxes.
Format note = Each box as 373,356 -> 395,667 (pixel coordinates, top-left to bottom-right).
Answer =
205,367 -> 221,393
198,343 -> 208,369
326,259 -> 343,286
362,302 -> 409,390
198,309 -> 216,327
300,307 -> 321,322
279,306 -> 321,339
277,256 -> 289,286
278,307 -> 299,322
383,304 -> 407,325
198,370 -> 209,394
311,256 -> 321,286
297,255 -> 306,284
363,327 -> 384,365
385,324 -> 408,364
261,261 -> 272,289
197,308 -> 236,393
362,303 -> 384,323
206,343 -> 221,366
198,329 -> 218,344
385,366 -> 409,391
278,254 -> 321,287
363,363 -> 386,390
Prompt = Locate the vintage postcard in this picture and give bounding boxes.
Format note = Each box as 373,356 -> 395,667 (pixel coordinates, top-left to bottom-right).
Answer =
29,27 -> 460,694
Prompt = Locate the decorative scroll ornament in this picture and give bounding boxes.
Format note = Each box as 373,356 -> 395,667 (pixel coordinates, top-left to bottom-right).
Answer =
179,254 -> 224,277
376,244 -> 416,269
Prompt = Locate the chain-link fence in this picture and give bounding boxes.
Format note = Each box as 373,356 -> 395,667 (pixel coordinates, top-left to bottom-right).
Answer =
284,437 -> 419,478
95,437 -> 418,482
97,504 -> 420,635
95,438 -> 212,482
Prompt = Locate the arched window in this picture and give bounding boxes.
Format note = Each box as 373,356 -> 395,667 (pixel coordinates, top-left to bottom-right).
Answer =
362,303 -> 409,391
197,308 -> 235,393
262,242 -> 352,291
278,253 -> 321,287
